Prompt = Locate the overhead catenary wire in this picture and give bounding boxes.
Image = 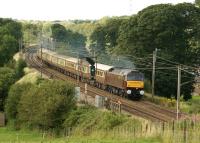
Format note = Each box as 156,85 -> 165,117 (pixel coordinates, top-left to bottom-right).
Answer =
157,56 -> 199,70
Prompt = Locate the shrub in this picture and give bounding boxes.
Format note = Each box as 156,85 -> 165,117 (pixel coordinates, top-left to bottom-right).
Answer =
15,58 -> 27,79
5,83 -> 32,120
0,67 -> 16,111
17,79 -> 76,130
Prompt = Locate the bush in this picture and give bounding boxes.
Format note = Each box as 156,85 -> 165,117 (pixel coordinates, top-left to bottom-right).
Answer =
5,83 -> 32,120
17,79 -> 76,130
15,58 -> 27,79
0,67 -> 16,111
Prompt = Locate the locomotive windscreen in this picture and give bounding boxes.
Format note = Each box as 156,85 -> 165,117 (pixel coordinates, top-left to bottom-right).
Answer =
127,72 -> 144,81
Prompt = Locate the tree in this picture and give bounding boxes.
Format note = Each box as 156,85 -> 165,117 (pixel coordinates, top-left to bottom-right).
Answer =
0,67 -> 16,111
22,22 -> 42,44
15,58 -> 27,79
51,23 -> 86,48
0,18 -> 22,66
51,24 -> 67,41
89,18 -> 125,54
5,83 -> 32,120
0,35 -> 18,66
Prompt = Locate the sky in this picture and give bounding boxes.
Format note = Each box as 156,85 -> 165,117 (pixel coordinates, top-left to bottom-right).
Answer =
0,0 -> 195,20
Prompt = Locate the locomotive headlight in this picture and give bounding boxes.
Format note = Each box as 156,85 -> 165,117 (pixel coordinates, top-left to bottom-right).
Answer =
140,90 -> 144,95
127,90 -> 131,94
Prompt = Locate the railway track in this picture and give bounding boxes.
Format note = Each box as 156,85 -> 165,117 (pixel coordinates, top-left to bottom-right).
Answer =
25,48 -> 185,122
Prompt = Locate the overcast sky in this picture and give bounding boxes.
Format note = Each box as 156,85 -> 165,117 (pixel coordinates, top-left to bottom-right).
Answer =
0,0 -> 195,20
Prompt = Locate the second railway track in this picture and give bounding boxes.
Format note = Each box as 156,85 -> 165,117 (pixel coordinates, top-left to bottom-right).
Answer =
25,48 -> 186,122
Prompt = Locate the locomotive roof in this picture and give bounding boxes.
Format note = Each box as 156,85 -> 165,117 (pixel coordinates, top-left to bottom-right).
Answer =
109,68 -> 138,76
96,63 -> 113,71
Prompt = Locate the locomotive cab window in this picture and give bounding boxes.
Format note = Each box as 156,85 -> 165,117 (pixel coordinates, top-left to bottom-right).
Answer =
127,72 -> 144,81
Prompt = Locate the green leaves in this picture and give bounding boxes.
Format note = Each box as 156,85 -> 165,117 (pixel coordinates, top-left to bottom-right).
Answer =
0,67 -> 16,111
5,79 -> 76,130
51,23 -> 86,48
115,3 -> 200,100
0,18 -> 22,66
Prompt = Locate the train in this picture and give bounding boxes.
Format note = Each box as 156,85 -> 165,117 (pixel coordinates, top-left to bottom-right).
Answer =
37,49 -> 145,99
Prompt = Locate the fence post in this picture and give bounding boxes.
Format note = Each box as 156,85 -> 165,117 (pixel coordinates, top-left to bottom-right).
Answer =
172,120 -> 175,136
183,120 -> 187,143
162,122 -> 165,134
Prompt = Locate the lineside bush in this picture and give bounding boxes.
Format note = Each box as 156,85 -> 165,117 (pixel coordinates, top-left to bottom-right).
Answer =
5,83 -> 32,120
5,79 -> 76,130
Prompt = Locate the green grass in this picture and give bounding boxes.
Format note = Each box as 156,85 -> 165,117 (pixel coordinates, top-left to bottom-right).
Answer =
0,127 -> 161,143
180,95 -> 200,114
0,127 -> 44,142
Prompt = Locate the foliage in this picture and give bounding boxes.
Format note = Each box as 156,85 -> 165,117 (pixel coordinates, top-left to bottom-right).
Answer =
12,79 -> 76,130
15,58 -> 27,79
181,96 -> 200,113
196,0 -> 200,6
115,3 -> 200,100
51,23 -> 86,48
64,105 -> 141,131
0,18 -> 22,66
89,18 -> 125,54
22,22 -> 42,44
5,83 -> 32,120
144,79 -> 151,93
0,67 -> 16,111
0,35 -> 18,66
